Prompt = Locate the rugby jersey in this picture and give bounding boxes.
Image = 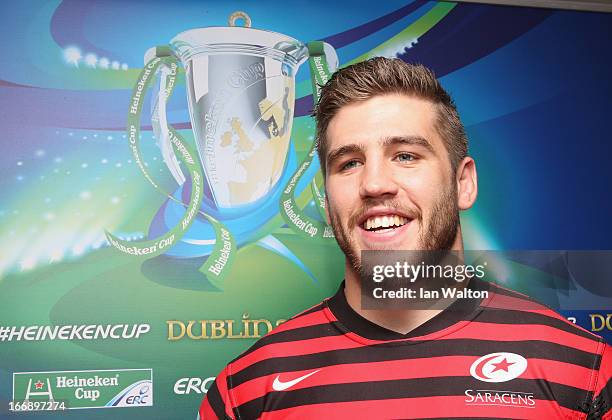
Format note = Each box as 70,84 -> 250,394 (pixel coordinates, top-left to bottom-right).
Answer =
199,279 -> 611,419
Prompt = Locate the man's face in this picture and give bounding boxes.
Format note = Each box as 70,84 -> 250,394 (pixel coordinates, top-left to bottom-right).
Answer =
324,94 -> 460,270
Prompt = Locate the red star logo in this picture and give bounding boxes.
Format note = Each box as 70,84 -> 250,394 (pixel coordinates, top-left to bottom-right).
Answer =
491,357 -> 515,373
34,380 -> 44,390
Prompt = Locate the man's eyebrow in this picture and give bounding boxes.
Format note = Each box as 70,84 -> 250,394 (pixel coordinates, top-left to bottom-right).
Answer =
326,136 -> 435,169
381,135 -> 435,153
326,144 -> 365,168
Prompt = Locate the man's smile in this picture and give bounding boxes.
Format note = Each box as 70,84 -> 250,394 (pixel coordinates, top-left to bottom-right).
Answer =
355,208 -> 415,244
363,215 -> 409,231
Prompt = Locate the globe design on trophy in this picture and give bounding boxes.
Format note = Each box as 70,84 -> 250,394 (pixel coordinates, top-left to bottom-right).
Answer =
143,12 -> 338,259
206,80 -> 294,207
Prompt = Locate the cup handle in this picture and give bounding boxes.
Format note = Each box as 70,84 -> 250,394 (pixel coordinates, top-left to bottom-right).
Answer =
144,47 -> 186,186
321,42 -> 339,73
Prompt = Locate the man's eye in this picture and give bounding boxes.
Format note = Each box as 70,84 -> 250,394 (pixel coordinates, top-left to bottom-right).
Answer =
341,160 -> 361,171
396,153 -> 415,162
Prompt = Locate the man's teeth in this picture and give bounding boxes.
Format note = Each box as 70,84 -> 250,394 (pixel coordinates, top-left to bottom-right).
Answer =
365,215 -> 409,230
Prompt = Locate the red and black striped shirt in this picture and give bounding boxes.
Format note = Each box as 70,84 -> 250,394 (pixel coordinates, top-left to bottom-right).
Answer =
199,279 -> 611,419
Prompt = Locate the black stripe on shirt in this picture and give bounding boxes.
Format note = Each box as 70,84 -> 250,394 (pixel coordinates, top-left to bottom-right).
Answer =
474,307 -> 600,342
234,321 -> 344,359
589,377 -> 611,419
229,338 -> 600,388
205,379 -> 227,419
290,302 -> 326,320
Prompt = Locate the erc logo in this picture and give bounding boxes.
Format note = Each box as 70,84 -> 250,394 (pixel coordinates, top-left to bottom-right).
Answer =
470,352 -> 528,383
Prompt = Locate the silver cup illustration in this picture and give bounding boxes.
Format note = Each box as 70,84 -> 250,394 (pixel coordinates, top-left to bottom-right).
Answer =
147,12 -> 337,210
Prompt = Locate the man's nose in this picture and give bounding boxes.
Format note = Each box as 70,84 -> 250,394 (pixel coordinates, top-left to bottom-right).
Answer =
359,160 -> 399,199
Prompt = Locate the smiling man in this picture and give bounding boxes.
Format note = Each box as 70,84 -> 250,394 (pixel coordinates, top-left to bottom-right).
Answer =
199,58 -> 611,419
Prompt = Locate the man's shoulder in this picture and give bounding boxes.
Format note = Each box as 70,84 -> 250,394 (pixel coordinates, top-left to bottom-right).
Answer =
226,299 -> 336,369
483,281 -> 606,349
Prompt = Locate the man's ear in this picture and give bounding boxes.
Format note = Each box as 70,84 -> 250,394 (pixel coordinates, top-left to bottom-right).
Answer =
324,195 -> 331,225
456,156 -> 478,210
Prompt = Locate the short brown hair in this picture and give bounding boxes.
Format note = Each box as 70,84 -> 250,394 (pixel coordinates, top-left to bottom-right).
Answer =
314,57 -> 468,177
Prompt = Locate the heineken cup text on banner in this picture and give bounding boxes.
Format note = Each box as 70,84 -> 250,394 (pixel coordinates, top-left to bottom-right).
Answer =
106,12 -> 338,285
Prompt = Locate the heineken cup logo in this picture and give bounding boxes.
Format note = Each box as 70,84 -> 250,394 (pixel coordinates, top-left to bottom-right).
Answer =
13,369 -> 153,410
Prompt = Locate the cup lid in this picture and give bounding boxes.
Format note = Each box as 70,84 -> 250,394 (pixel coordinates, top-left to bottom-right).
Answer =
170,26 -> 308,67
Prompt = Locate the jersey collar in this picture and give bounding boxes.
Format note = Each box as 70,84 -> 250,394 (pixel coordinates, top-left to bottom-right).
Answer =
326,277 -> 490,341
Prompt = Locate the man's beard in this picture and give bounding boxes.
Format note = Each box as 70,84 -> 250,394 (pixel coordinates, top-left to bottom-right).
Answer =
328,182 -> 460,273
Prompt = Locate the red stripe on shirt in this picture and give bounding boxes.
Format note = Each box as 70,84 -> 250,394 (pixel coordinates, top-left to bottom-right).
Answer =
343,320 -> 598,354
229,334 -> 361,374
264,309 -> 329,337
198,397 -> 217,419
213,368 -> 234,419
438,322 -> 601,354
595,342 -> 612,395
486,292 -> 599,339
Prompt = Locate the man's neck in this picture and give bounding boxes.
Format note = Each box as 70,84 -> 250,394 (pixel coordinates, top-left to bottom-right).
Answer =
344,236 -> 465,335
344,275 -> 446,335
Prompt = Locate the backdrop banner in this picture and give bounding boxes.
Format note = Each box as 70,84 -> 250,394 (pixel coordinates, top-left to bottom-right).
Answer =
0,1 -> 611,418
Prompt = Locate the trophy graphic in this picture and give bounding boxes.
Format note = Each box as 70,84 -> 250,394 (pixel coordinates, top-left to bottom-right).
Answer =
148,12 -> 338,212
107,12 -> 337,285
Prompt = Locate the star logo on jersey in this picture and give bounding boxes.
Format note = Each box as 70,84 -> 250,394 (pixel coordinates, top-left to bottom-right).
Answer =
470,352 -> 527,383
490,357 -> 515,373
272,370 -> 320,391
